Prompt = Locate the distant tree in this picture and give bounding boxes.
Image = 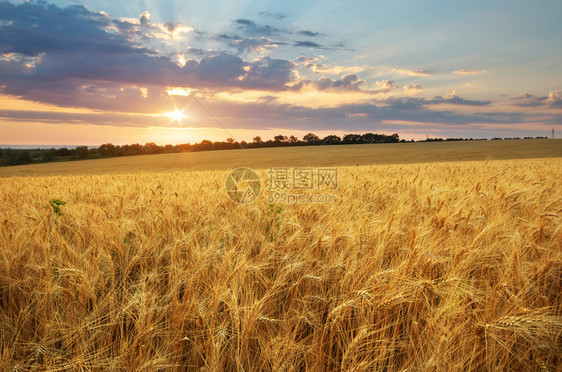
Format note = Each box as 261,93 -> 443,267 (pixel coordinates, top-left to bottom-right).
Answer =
128,143 -> 143,155
99,143 -> 116,157
142,142 -> 162,154
176,143 -> 191,152
274,135 -> 288,143
57,147 -> 72,157
362,133 -> 380,143
4,149 -> 32,165
114,145 -> 126,156
29,149 -> 43,160
213,141 -> 227,150
19,150 -> 32,164
288,135 -> 299,144
75,146 -> 89,159
226,138 -> 234,144
198,140 -> 213,151
342,134 -> 362,144
322,135 -> 341,145
41,149 -> 56,162
303,133 -> 320,144
253,136 -> 263,144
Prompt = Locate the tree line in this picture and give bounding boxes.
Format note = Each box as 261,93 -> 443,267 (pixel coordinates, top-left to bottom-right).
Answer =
0,133 -> 549,166
0,132 -> 400,165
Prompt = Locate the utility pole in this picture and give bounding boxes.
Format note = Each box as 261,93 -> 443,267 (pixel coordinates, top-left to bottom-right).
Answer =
552,128 -> 555,139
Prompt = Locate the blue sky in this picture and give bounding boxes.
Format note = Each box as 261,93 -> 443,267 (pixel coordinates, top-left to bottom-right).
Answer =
1,0 -> 561,145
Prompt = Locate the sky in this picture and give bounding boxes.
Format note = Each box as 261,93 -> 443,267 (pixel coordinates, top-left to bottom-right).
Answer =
1,0 -> 561,146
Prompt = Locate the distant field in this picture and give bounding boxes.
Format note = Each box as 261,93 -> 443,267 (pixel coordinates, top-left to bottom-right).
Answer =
1,138 -> 560,177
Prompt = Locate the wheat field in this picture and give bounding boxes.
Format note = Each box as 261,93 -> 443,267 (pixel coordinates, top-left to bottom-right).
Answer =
1,157 -> 561,371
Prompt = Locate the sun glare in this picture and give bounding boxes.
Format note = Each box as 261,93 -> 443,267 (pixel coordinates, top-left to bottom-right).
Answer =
166,109 -> 185,124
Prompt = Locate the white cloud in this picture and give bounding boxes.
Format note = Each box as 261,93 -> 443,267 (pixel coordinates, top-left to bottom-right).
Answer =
453,69 -> 487,75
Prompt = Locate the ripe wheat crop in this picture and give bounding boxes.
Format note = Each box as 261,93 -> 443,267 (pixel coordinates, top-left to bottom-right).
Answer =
1,157 -> 561,371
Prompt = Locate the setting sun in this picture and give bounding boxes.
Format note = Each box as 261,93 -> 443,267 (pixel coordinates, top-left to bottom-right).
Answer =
166,109 -> 185,124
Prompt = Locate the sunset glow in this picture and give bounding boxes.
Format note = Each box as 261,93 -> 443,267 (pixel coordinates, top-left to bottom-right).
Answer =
0,1 -> 561,146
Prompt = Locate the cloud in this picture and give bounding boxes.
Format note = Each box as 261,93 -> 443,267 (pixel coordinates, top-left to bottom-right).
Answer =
0,0 -> 485,119
296,56 -> 320,62
0,1 -> 148,56
0,95 -> 524,132
297,30 -> 325,37
2,88 -> 556,135
215,33 -> 243,41
0,108 -> 173,127
431,91 -> 490,106
453,68 -> 487,75
231,37 -> 286,53
396,68 -> 433,77
510,91 -> 562,108
547,91 -> 562,107
295,55 -> 367,75
182,47 -> 209,57
218,18 -> 331,52
290,74 -> 367,92
293,41 -> 350,50
232,18 -> 278,36
295,55 -> 332,72
133,10 -> 194,40
379,92 -> 490,110
294,41 -> 325,49
374,80 -> 398,94
258,11 -> 287,20
162,97 -> 535,132
404,83 -> 424,93
185,53 -> 247,85
242,57 -> 297,90
510,92 -> 547,107
4,0 -> 555,139
0,2 -> 312,110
